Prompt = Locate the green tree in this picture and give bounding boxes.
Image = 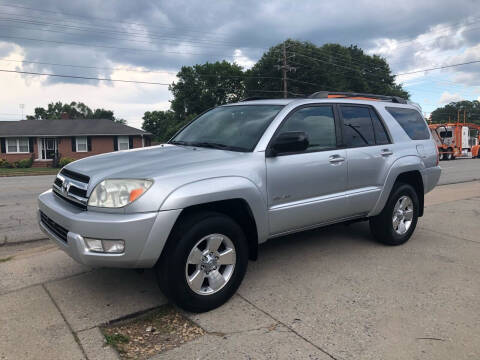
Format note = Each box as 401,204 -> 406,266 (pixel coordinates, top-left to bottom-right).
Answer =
26,101 -> 124,122
144,40 -> 409,141
169,61 -> 246,119
430,100 -> 480,125
245,40 -> 409,99
142,110 -> 193,142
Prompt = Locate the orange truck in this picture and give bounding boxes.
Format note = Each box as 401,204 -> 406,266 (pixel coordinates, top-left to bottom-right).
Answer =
429,123 -> 480,160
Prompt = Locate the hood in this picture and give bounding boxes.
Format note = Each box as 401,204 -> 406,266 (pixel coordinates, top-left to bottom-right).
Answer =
65,144 -> 242,186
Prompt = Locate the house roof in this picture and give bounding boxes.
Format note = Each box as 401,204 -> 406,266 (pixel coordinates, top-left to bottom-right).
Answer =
0,119 -> 150,137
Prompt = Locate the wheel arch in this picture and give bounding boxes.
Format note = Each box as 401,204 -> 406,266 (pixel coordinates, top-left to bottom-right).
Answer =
159,177 -> 269,261
370,157 -> 425,217
173,198 -> 260,260
395,171 -> 424,216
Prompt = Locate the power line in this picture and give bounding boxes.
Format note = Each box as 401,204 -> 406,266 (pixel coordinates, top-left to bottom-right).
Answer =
0,68 -> 304,95
0,58 -> 308,82
0,2 -> 231,39
0,58 -> 178,75
395,60 -> 480,76
0,34 -> 236,57
0,15 -> 254,49
0,68 -> 171,85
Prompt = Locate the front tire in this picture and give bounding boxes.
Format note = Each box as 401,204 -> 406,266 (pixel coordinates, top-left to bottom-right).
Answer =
156,211 -> 248,313
446,148 -> 454,160
370,183 -> 419,246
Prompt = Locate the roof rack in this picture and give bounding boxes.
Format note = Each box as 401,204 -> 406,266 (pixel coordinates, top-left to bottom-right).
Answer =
240,97 -> 267,102
308,91 -> 408,104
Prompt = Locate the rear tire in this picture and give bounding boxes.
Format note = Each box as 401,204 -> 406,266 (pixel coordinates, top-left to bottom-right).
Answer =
370,183 -> 419,246
156,211 -> 248,313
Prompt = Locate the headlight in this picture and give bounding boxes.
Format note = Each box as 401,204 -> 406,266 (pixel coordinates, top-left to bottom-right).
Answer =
88,179 -> 153,208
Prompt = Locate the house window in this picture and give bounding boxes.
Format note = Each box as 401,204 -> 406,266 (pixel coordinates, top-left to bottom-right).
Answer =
118,136 -> 129,150
76,137 -> 88,152
6,138 -> 29,153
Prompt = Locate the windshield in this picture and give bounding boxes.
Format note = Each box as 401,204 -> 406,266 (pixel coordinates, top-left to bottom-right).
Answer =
170,105 -> 284,152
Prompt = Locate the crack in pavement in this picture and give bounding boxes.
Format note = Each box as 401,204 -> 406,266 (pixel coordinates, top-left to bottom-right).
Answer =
0,268 -> 95,296
237,293 -> 341,360
418,226 -> 480,245
42,284 -> 89,360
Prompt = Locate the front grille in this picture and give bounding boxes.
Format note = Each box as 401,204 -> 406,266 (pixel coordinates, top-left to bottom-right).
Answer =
53,168 -> 90,210
68,186 -> 87,198
53,191 -> 88,210
54,177 -> 63,187
40,211 -> 68,242
60,168 -> 90,183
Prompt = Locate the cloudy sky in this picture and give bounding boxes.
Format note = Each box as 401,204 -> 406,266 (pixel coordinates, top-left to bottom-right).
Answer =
0,0 -> 479,128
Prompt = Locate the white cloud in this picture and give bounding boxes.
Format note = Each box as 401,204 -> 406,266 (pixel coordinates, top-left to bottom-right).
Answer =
232,49 -> 255,69
439,91 -> 463,105
0,48 -> 175,129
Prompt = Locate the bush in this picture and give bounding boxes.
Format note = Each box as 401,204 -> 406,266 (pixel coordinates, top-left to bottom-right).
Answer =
58,157 -> 75,168
0,159 -> 12,168
15,158 -> 33,168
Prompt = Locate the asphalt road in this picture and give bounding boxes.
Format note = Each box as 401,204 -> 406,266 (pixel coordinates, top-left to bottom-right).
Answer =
437,158 -> 480,185
0,158 -> 479,244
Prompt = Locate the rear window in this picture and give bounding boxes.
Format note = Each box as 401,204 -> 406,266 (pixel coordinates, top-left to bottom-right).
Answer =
386,107 -> 430,140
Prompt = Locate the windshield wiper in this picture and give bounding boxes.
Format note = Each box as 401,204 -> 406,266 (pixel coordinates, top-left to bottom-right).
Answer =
169,140 -> 190,146
187,141 -> 247,152
170,140 -> 247,152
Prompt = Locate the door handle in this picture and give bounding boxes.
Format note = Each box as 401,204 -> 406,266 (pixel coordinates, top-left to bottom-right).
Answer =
380,149 -> 393,156
329,154 -> 345,163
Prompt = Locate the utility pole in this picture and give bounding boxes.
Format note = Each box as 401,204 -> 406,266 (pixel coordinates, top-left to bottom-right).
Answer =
282,42 -> 288,98
277,41 -> 296,98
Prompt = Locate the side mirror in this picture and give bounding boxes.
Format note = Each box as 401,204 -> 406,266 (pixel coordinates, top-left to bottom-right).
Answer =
267,131 -> 309,157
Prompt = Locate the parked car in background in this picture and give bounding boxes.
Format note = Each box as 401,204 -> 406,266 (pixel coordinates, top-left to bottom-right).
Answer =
38,92 -> 441,312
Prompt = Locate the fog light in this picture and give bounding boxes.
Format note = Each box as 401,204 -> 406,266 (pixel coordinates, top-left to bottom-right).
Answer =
102,240 -> 125,254
84,238 -> 125,254
84,238 -> 103,252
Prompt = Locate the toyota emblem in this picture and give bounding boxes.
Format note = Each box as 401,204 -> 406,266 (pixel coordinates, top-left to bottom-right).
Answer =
62,180 -> 70,194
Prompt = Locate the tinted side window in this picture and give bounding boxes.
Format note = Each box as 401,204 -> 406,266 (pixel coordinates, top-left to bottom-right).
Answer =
370,109 -> 390,145
341,106 -> 375,147
279,106 -> 336,152
386,107 -> 430,140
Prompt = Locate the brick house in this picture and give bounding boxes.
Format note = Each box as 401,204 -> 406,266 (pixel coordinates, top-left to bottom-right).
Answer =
0,119 -> 151,167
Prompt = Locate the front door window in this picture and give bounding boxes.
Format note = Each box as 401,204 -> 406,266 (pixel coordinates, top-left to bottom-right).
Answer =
41,138 -> 57,159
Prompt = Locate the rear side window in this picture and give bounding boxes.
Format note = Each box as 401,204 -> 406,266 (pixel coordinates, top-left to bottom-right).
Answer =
340,106 -> 375,147
386,107 -> 430,140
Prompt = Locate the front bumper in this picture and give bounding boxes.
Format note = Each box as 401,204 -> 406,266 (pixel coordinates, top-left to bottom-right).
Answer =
38,190 -> 181,268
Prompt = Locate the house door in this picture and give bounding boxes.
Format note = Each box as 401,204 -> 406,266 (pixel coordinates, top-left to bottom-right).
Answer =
41,138 -> 57,159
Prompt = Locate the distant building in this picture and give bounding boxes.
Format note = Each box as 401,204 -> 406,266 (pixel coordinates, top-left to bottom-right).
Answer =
0,119 -> 151,167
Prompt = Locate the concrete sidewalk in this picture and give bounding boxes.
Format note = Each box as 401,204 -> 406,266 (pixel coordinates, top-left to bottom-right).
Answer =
0,182 -> 479,359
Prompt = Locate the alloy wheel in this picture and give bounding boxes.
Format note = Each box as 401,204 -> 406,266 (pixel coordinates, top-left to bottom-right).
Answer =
185,233 -> 236,295
392,195 -> 414,235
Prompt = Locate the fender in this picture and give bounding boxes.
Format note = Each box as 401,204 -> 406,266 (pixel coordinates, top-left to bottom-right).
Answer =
369,155 -> 425,216
160,176 -> 270,243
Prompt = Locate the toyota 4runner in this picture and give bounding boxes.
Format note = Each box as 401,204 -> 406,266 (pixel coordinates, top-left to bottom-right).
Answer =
38,92 -> 441,312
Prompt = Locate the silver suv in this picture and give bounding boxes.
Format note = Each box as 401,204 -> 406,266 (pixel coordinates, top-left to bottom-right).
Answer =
38,92 -> 441,312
